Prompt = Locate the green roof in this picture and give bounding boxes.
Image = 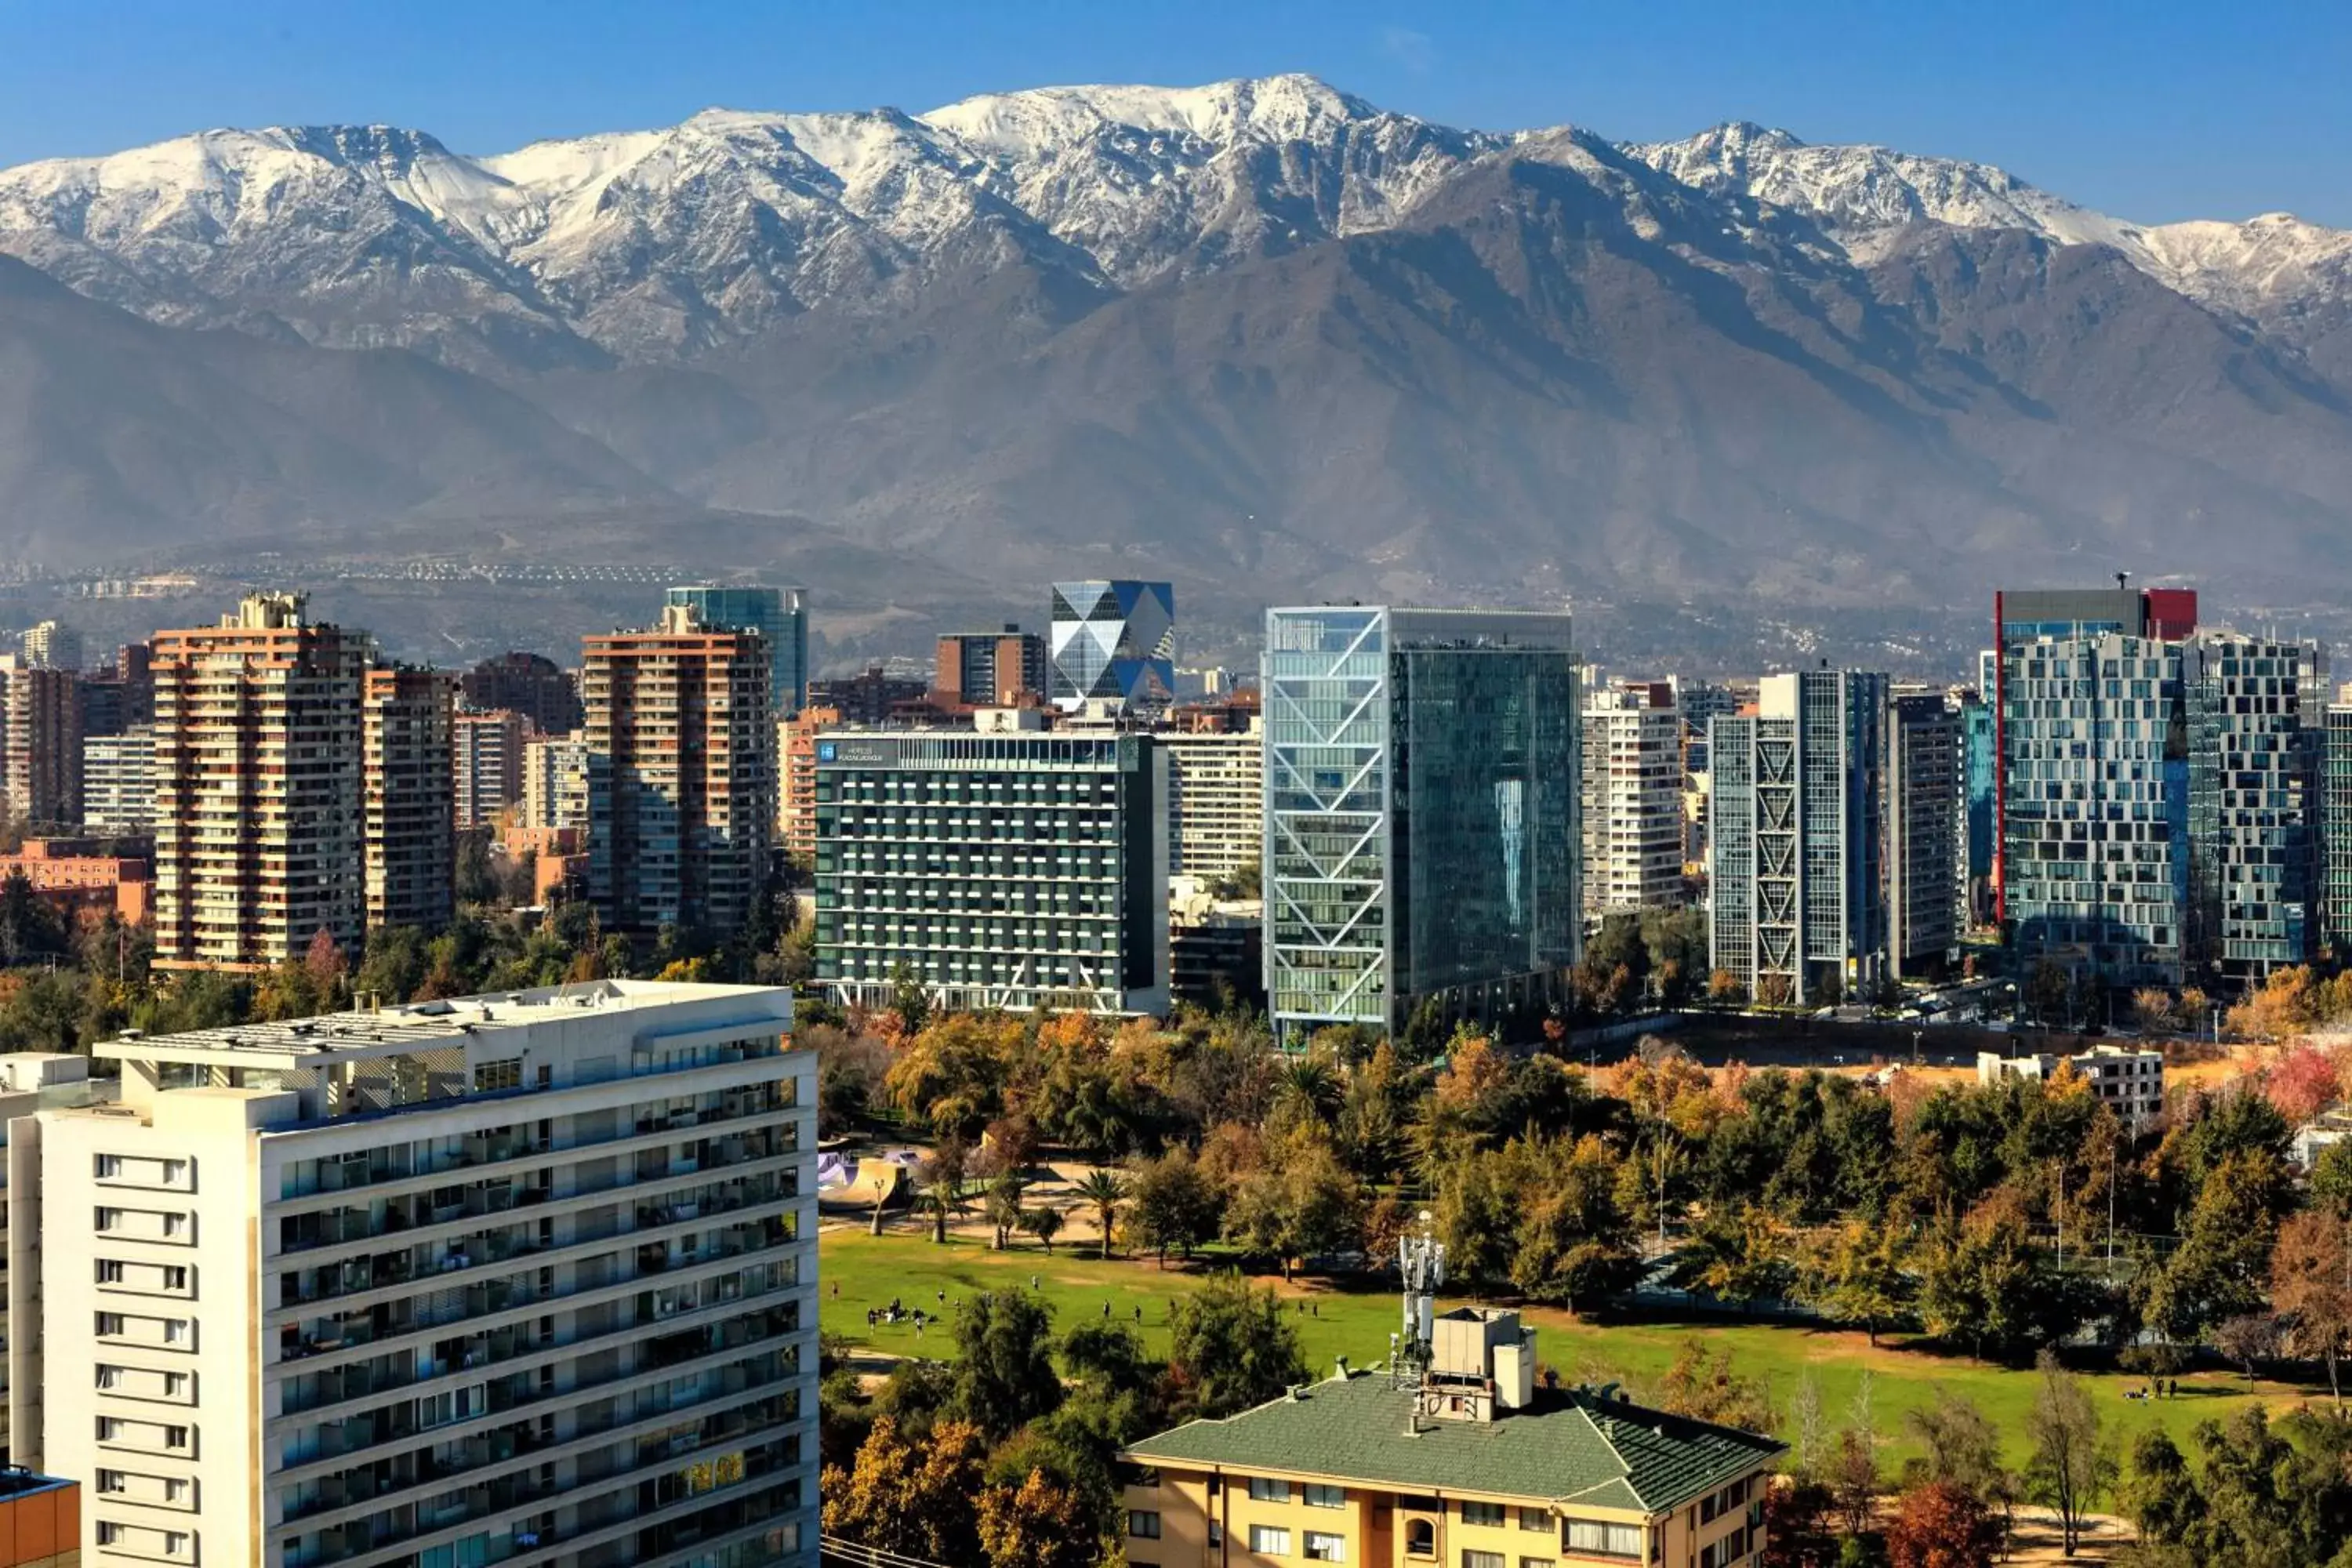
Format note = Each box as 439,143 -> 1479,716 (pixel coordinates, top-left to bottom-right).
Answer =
1123,1372 -> 1784,1517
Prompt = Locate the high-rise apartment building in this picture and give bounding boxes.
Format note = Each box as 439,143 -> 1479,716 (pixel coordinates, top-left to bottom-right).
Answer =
1887,692 -> 1965,978
19,622 -> 81,673
775,707 -> 840,864
2000,622 -> 2189,993
584,606 -> 775,935
454,709 -> 531,831
521,733 -> 591,833
1581,681 -> 1684,921
363,667 -> 456,934
1050,582 -> 1175,715
5,980 -> 817,1568
152,594 -> 369,971
1158,722 -> 1263,884
932,626 -> 1046,709
462,653 -> 583,739
78,644 -> 155,741
0,658 -> 82,828
814,728 -> 1170,1014
1671,677 -> 1740,779
80,728 -> 156,834
1262,608 -> 1581,1043
802,668 -> 924,727
666,586 -> 808,716
2325,706 -> 2352,960
2187,634 -> 2318,984
1709,670 -> 1889,1005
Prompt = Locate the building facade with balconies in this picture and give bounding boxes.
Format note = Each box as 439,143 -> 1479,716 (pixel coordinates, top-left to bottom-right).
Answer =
6,981 -> 816,1568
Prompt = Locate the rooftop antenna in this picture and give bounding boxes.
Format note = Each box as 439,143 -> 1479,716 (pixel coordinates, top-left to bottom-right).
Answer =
2116,571 -> 2130,593
1392,1211 -> 1444,1391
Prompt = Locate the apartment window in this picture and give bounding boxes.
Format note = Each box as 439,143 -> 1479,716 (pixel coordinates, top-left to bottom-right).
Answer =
98,1261 -> 125,1283
97,1207 -> 123,1230
96,1155 -> 122,1178
1521,1560 -> 1557,1568
1461,1502 -> 1506,1527
1305,1532 -> 1347,1562
474,1058 -> 523,1093
97,1471 -> 124,1493
98,1314 -> 125,1337
1128,1512 -> 1161,1540
1519,1509 -> 1550,1533
1463,1553 -> 1504,1568
1250,1526 -> 1292,1555
1406,1521 -> 1436,1559
1306,1484 -> 1347,1509
1564,1521 -> 1645,1560
1250,1477 -> 1293,1504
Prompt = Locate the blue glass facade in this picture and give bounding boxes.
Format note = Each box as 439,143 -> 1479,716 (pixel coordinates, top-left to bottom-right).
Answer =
666,585 -> 808,713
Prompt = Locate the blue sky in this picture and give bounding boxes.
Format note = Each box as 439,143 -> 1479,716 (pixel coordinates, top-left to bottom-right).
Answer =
1,0 -> 2346,224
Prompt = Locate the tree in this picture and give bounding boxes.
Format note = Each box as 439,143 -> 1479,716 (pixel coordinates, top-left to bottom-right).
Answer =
1806,1218 -> 1911,1345
2020,1351 -> 2115,1557
2210,1311 -> 2278,1392
2025,959 -> 2072,1027
949,1290 -> 1063,1439
976,1468 -> 1098,1568
1902,1394 -> 2016,1554
2312,1139 -> 2352,1221
818,1415 -> 988,1562
1656,1340 -> 1773,1432
1129,1149 -> 1222,1266
1512,1134 -> 1643,1315
1019,1205 -> 1065,1253
1166,1273 -> 1306,1421
984,1171 -> 1027,1252
1708,968 -> 1748,1008
2273,1209 -> 2352,1404
2119,1429 -> 2200,1550
2130,987 -> 2180,1036
1885,1481 -> 1999,1568
1073,1168 -> 1128,1261
1828,1427 -> 1879,1541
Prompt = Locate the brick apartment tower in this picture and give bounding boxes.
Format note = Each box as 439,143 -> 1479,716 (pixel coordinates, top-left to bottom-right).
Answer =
151,593 -> 368,970
0,656 -> 82,827
583,603 -> 775,933
364,666 -> 457,933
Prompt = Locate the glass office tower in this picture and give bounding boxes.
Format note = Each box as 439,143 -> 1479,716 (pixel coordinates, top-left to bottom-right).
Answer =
1261,607 -> 1580,1045
667,585 -> 809,714
1050,581 -> 1175,714
2326,706 -> 2352,960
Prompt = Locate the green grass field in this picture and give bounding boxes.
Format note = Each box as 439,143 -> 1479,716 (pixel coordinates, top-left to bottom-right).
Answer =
818,1220 -> 2323,1468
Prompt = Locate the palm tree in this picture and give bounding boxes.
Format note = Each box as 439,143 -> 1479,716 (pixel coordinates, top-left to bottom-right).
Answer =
985,1171 -> 1028,1251
1073,1168 -> 1129,1261
1276,1058 -> 1341,1126
920,1176 -> 967,1245
1021,1207 -> 1065,1253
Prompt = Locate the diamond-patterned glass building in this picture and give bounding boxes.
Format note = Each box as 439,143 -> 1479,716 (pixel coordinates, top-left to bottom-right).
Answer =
1051,580 -> 1175,714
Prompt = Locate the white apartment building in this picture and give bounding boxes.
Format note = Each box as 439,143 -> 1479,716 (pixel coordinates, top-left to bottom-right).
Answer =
521,735 -> 591,833
1581,683 -> 1685,921
1156,723 -> 1262,884
7,981 -> 816,1568
83,727 -> 157,833
1976,1044 -> 2165,1125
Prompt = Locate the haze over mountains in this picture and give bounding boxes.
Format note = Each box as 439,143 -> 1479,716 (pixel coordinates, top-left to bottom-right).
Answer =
3,72 -> 2350,618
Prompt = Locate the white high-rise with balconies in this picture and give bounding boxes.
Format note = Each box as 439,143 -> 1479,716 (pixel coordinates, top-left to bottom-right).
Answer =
6,980 -> 815,1568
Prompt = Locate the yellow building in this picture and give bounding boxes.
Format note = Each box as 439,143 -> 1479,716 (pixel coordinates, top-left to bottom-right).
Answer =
1120,1308 -> 1780,1568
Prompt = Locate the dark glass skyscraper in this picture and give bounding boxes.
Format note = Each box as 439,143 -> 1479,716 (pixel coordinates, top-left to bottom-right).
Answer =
1261,606 -> 1580,1044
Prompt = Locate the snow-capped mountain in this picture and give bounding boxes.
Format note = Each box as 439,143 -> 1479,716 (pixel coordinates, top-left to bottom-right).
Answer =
8,75 -> 2345,371
8,74 -> 2352,613
1626,121 -> 2352,367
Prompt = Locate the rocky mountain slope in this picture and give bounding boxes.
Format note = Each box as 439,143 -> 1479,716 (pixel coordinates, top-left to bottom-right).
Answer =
2,75 -> 2350,609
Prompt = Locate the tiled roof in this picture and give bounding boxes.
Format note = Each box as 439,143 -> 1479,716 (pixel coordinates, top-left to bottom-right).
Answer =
1123,1372 -> 1783,1516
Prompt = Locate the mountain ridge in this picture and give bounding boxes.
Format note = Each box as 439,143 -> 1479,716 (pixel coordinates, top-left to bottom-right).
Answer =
3,75 -> 2352,612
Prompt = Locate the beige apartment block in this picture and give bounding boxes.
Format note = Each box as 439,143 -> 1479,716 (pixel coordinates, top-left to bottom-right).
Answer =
1156,724 -> 1263,884
0,658 -> 83,829
583,607 -> 775,935
364,669 -> 457,935
454,710 -> 532,833
1581,682 -> 1686,922
151,595 -> 368,971
6,981 -> 816,1568
520,734 -> 591,835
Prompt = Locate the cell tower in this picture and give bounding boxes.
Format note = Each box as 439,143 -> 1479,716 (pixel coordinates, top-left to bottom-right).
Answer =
1389,1211 -> 1444,1389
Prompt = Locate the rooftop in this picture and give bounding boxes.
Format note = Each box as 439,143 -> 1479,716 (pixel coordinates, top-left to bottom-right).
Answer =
1122,1370 -> 1781,1516
93,979 -> 791,1071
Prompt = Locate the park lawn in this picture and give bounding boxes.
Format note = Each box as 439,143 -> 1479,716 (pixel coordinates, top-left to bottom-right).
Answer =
818,1222 -> 2324,1469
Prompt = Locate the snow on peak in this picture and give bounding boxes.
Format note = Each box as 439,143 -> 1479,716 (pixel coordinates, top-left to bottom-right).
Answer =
919,72 -> 1374,157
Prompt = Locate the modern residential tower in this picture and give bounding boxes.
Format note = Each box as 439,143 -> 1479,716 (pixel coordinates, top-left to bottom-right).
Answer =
666,587 -> 808,717
1581,681 -> 1685,921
